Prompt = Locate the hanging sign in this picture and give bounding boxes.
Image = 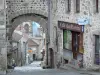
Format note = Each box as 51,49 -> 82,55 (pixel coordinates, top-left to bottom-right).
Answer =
77,17 -> 90,25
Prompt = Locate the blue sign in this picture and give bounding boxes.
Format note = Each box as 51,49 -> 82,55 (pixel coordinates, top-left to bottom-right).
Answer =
82,25 -> 84,32
77,17 -> 90,25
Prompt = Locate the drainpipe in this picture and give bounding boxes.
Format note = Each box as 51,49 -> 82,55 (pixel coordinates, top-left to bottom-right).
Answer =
54,26 -> 58,51
54,26 -> 59,68
46,0 -> 51,66
23,42 -> 27,65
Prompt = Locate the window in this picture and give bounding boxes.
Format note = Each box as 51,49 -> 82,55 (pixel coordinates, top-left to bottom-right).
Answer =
65,0 -> 71,13
63,30 -> 72,50
75,0 -> 80,13
96,0 -> 99,13
95,35 -> 100,65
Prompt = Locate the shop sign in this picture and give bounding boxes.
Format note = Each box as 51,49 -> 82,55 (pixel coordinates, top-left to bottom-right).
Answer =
77,17 -> 90,25
58,21 -> 83,32
28,50 -> 33,53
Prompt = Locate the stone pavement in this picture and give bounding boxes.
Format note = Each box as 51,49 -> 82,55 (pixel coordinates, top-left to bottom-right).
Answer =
6,61 -> 100,75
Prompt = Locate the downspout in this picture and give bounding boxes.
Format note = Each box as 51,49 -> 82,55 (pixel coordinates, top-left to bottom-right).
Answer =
46,0 -> 51,66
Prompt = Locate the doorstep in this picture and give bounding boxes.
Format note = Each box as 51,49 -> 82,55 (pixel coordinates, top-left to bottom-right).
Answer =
60,64 -> 78,70
60,64 -> 100,72
86,66 -> 100,72
60,64 -> 85,71
0,70 -> 6,75
6,69 -> 14,73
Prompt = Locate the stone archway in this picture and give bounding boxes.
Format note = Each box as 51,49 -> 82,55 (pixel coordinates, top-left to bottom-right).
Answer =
6,0 -> 48,39
10,13 -> 47,35
7,14 -> 48,42
7,13 -> 48,68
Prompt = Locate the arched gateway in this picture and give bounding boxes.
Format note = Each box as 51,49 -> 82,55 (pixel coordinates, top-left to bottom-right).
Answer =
6,0 -> 48,39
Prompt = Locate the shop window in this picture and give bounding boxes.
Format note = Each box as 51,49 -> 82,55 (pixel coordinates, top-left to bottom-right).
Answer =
95,35 -> 100,65
63,30 -> 72,50
63,30 -> 84,59
75,0 -> 80,13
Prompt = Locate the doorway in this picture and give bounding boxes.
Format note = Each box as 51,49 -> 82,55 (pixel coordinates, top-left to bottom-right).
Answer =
33,54 -> 36,60
49,48 -> 54,68
95,35 -> 100,65
72,31 -> 80,59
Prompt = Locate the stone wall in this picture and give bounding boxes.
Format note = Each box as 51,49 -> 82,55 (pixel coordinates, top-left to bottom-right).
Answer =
0,0 -> 7,72
6,0 -> 48,24
0,48 -> 7,70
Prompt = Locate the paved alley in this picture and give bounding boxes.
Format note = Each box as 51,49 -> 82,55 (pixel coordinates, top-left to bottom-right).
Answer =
6,61 -> 100,75
14,61 -> 42,72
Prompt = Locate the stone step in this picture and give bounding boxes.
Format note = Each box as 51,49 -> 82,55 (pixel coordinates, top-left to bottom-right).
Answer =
0,70 -> 6,75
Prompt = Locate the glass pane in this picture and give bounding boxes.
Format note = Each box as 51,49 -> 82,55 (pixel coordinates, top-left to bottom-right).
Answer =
95,35 -> 100,65
63,30 -> 72,50
95,35 -> 99,53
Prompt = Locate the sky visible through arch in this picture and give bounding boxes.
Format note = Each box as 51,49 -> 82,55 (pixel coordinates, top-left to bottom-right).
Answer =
32,22 -> 40,36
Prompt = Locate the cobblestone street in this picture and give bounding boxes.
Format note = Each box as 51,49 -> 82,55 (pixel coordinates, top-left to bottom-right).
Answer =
6,61 -> 100,75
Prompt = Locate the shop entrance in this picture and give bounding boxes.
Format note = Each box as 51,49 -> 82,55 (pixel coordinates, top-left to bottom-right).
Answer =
63,30 -> 83,60
49,48 -> 54,68
72,31 -> 80,59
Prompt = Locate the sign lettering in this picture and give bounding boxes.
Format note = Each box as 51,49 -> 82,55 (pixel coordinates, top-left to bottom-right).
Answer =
58,21 -> 82,32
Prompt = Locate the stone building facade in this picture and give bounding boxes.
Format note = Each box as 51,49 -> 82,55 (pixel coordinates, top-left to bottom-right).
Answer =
54,0 -> 100,70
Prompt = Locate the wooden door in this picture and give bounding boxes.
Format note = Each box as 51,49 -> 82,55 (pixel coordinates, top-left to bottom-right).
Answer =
50,48 -> 54,68
72,31 -> 79,59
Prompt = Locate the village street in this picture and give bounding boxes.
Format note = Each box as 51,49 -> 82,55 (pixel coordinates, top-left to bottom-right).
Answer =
6,61 -> 100,75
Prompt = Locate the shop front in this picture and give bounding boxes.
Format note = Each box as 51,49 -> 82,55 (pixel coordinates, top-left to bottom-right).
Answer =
58,21 -> 84,68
